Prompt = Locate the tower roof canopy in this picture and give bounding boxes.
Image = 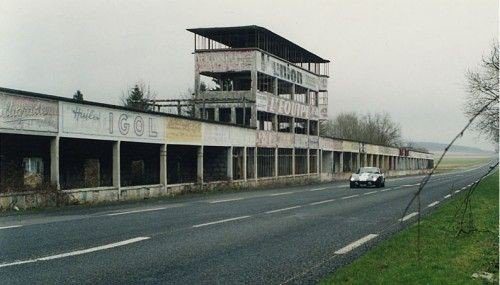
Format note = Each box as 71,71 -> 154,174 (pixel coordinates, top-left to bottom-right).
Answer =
187,25 -> 330,64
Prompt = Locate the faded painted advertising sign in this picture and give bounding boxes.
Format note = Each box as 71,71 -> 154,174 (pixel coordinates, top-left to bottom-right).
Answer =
294,134 -> 309,148
230,127 -> 255,147
202,123 -> 231,146
0,93 -> 58,133
277,133 -> 294,148
342,140 -> 359,152
256,131 -> 277,147
320,138 -> 343,150
196,50 -> 255,73
166,117 -> 201,145
309,136 -> 319,149
257,51 -> 319,91
256,92 -> 319,120
61,102 -> 164,142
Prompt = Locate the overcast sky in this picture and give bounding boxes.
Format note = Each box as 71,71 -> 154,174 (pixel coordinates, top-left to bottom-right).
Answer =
0,0 -> 497,150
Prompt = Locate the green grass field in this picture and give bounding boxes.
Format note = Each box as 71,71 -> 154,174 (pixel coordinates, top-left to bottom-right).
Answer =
436,156 -> 493,172
321,172 -> 499,284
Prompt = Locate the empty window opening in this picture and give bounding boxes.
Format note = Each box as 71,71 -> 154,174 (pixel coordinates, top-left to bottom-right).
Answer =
167,145 -> 198,184
257,148 -> 275,178
278,115 -> 293,133
278,148 -> 293,176
121,142 -> 160,187
203,146 -> 228,182
257,111 -> 275,131
60,138 -> 113,190
294,148 -> 308,175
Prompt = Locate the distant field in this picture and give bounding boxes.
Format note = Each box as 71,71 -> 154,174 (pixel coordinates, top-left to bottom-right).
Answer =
436,156 -> 493,172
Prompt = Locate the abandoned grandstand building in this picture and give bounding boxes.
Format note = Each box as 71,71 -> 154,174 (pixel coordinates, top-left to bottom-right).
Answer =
0,26 -> 433,209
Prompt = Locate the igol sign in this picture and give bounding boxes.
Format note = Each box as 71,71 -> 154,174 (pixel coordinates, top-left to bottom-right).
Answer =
61,102 -> 164,141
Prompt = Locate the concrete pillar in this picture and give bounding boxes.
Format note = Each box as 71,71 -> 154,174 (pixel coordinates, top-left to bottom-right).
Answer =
339,152 -> 344,172
306,148 -> 310,174
370,154 -> 374,166
254,147 -> 258,180
356,153 -> 360,171
292,148 -> 296,175
318,149 -> 322,174
50,136 -> 60,190
230,107 -> 236,124
250,70 -> 258,128
274,78 -> 278,96
275,148 -> 279,177
243,147 -> 247,181
290,117 -> 295,133
197,146 -> 203,184
113,141 -> 121,198
363,153 -> 367,167
194,71 -> 201,118
227,146 -> 233,180
214,107 -> 219,121
160,144 -> 167,186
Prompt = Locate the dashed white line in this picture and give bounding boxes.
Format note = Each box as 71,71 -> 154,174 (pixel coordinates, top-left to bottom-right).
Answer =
309,199 -> 336,206
0,225 -> 22,230
454,190 -> 461,194
334,234 -> 378,254
269,191 -> 294,196
0,236 -> 150,268
309,187 -> 329,192
265,206 -> 302,214
427,201 -> 440,208
192,216 -> 251,228
444,194 -> 452,199
107,207 -> 167,216
401,184 -> 419,187
341,194 -> 359,200
380,188 -> 392,192
399,212 -> 419,222
209,198 -> 243,204
363,191 -> 377,195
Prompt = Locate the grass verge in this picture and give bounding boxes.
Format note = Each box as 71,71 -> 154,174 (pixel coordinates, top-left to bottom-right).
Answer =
321,172 -> 499,284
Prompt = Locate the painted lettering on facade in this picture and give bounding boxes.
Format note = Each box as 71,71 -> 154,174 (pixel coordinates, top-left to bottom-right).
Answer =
61,102 -> 164,141
256,131 -> 277,147
202,123 -> 231,146
294,134 -> 309,148
277,133 -> 294,148
257,51 -> 320,91
166,117 -> 201,145
0,93 -> 58,132
196,51 -> 255,73
256,92 -> 319,120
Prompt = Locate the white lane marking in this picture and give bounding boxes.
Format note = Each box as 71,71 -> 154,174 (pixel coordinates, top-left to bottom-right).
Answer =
401,184 -> 419,187
269,191 -> 294,196
399,212 -> 419,222
309,199 -> 336,206
461,186 -> 467,190
0,237 -> 150,268
192,216 -> 251,228
444,194 -> 452,199
107,207 -> 167,216
380,188 -> 392,192
0,225 -> 22,230
209,198 -> 243,204
334,234 -> 378,254
341,194 -> 359,200
427,201 -> 440,208
265,206 -> 302,214
309,187 -> 329,192
454,190 -> 461,194
363,191 -> 377,195
333,185 -> 348,188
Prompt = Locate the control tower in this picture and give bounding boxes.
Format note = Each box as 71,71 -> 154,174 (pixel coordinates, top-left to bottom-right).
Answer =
188,25 -> 330,135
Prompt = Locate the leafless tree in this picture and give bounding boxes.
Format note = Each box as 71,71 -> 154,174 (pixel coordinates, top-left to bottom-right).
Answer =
320,112 -> 402,146
465,42 -> 499,143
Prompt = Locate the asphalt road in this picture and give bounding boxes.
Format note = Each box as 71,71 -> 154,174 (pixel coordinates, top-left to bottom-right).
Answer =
0,163 -> 496,284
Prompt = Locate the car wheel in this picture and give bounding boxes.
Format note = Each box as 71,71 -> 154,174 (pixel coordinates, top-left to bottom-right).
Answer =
375,179 -> 381,188
350,182 -> 355,189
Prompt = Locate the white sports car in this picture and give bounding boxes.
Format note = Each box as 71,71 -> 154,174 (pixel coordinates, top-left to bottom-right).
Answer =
350,167 -> 385,188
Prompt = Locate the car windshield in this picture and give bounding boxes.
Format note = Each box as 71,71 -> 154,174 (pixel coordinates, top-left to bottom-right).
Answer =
357,167 -> 380,174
